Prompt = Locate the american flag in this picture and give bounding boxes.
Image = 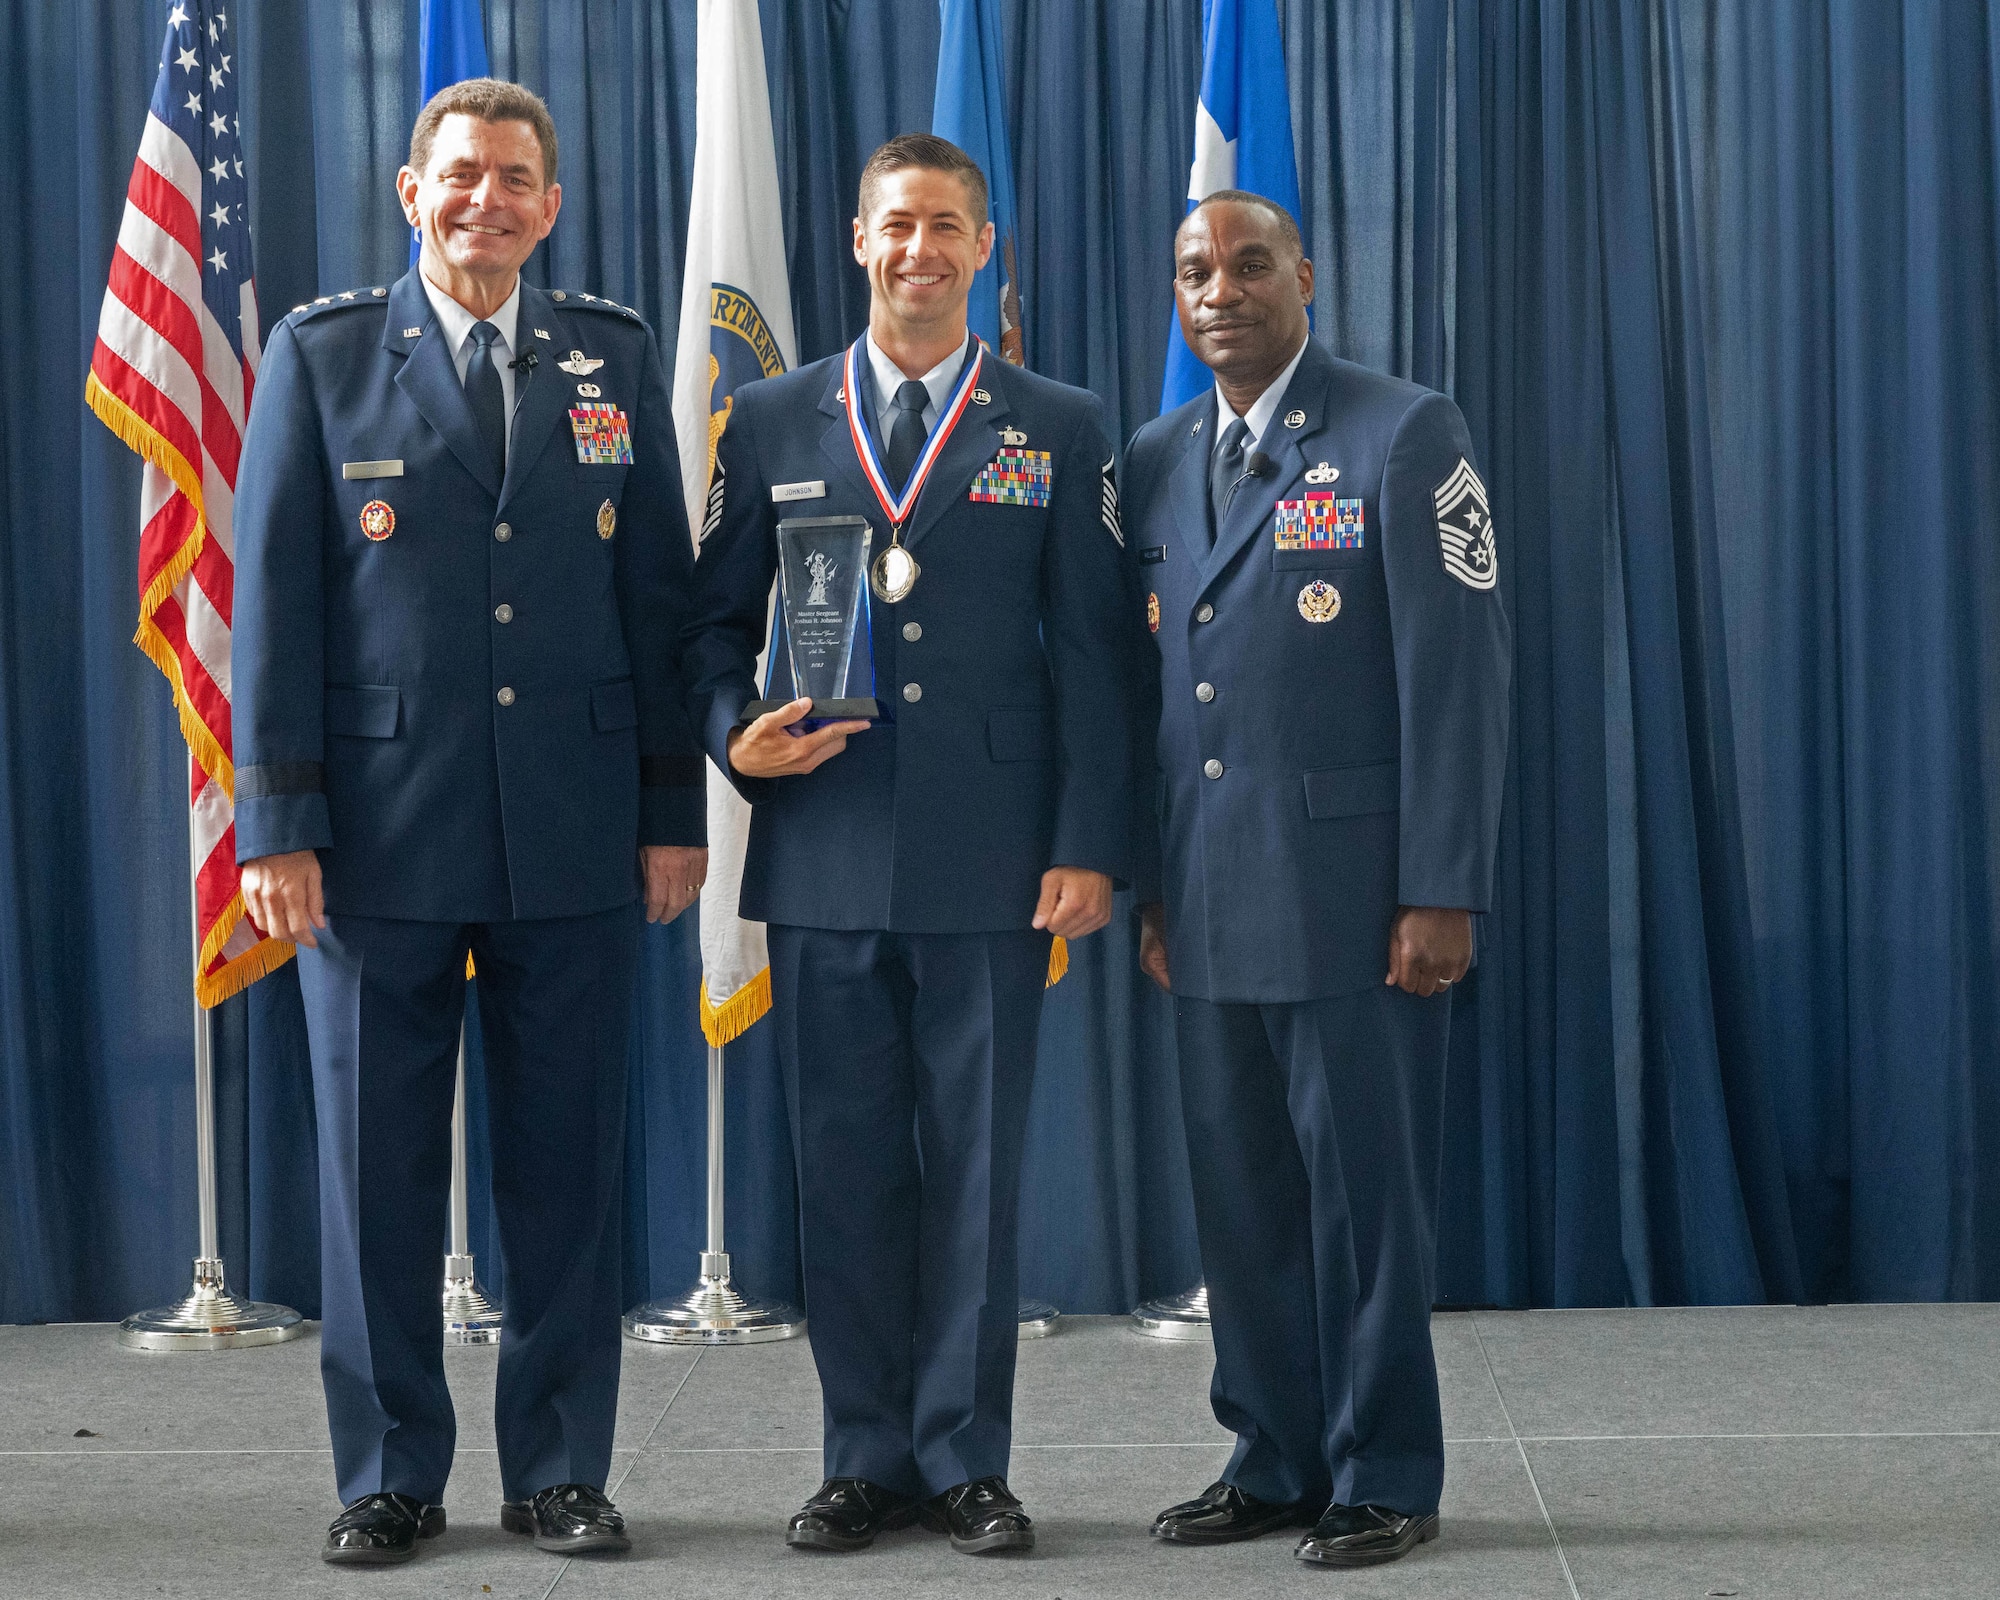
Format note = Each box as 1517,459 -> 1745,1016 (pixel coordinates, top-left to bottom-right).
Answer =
86,1 -> 289,1006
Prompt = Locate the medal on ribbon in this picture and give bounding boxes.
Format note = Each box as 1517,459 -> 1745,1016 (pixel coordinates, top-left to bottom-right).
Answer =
842,338 -> 985,603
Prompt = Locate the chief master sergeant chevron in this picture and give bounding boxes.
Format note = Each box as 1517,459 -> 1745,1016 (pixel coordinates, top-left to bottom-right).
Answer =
230,80 -> 706,1567
682,134 -> 1139,1559
1125,192 -> 1510,1570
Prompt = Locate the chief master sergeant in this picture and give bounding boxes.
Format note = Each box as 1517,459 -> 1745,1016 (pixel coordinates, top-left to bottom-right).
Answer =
1125,191 -> 1511,1569
231,79 -> 707,1566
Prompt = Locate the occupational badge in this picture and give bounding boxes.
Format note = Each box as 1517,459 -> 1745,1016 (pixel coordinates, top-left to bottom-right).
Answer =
558,350 -> 605,375
1297,579 -> 1341,622
1000,426 -> 1028,447
597,499 -> 617,539
1304,461 -> 1340,485
1433,457 -> 1498,589
1148,592 -> 1161,634
969,448 -> 1054,508
569,402 -> 634,465
1284,409 -> 1307,429
358,500 -> 396,541
576,382 -> 602,398
1273,494 -> 1364,550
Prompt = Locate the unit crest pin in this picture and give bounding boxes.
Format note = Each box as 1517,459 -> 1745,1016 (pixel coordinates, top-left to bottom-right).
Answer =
359,501 -> 396,541
597,500 -> 617,540
1297,579 -> 1341,622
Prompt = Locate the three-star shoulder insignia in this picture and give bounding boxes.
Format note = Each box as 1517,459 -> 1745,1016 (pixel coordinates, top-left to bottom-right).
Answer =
289,291 -> 387,324
557,292 -> 643,323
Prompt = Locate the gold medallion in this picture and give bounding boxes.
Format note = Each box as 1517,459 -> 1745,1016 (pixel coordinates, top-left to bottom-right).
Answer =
597,499 -> 616,539
1297,579 -> 1341,622
359,500 -> 395,541
871,542 -> 919,603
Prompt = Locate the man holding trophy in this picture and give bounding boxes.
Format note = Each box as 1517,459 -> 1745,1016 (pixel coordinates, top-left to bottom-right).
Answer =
683,134 -> 1138,1556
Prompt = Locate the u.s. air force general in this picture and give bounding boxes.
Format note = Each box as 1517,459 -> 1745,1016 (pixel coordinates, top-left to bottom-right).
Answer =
229,76 -> 1510,1580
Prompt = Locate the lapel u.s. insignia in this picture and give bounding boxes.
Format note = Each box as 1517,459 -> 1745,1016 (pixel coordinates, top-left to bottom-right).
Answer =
971,388 -> 992,405
1284,409 -> 1307,429
558,349 -> 604,375
970,448 -> 1053,507
1147,592 -> 1161,633
359,500 -> 395,541
570,402 -> 634,465
1433,457 -> 1498,589
597,499 -> 617,539
1297,579 -> 1341,622
1304,461 -> 1339,485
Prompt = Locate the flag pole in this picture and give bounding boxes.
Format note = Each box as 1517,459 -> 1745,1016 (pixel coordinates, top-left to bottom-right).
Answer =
1131,1281 -> 1213,1341
441,1014 -> 501,1343
623,1039 -> 804,1345
119,758 -> 305,1352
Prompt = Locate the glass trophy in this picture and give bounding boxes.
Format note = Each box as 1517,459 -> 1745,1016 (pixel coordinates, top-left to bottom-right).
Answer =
744,515 -> 884,727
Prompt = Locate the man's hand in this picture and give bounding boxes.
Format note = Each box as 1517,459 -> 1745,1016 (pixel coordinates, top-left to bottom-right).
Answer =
644,845 -> 708,924
1137,900 -> 1171,992
1386,906 -> 1473,997
1034,867 -> 1113,940
241,850 -> 326,948
726,697 -> 871,778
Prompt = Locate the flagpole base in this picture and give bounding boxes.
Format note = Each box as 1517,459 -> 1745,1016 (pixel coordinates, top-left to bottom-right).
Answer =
119,1257 -> 306,1352
1017,1298 -> 1061,1339
1131,1281 -> 1213,1342
623,1251 -> 805,1346
443,1255 -> 502,1346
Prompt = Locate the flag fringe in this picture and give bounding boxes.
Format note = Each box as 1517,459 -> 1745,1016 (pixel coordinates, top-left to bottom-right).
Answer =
194,894 -> 296,1008
1046,934 -> 1068,987
700,969 -> 772,1047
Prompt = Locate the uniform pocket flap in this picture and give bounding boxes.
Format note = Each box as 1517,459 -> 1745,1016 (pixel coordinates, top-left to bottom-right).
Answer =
591,678 -> 639,731
986,705 -> 1055,762
1303,760 -> 1399,819
325,684 -> 400,738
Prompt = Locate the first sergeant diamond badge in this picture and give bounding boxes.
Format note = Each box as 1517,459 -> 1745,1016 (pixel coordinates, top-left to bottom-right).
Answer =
1433,458 -> 1497,589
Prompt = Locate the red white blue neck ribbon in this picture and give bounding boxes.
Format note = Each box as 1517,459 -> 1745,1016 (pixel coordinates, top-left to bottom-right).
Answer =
843,336 -> 985,529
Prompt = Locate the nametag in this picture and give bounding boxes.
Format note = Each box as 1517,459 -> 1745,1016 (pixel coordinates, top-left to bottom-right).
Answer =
1139,545 -> 1168,565
771,480 -> 827,503
342,460 -> 404,480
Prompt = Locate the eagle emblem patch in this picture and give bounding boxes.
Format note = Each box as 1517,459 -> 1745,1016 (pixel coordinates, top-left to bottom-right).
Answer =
1433,458 -> 1497,589
358,500 -> 395,541
1297,580 -> 1341,622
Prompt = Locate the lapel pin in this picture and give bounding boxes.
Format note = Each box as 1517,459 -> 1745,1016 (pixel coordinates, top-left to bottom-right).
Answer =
1285,409 -> 1306,429
1304,462 -> 1339,484
533,328 -> 552,341
971,388 -> 992,405
1191,417 -> 1204,436
359,501 -> 395,541
401,326 -> 423,339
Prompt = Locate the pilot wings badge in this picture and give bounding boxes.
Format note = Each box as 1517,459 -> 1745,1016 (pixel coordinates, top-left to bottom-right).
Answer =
557,350 -> 605,375
1433,457 -> 1498,590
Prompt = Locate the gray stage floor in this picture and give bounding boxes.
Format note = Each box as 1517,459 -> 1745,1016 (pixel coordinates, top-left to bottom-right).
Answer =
3,1304 -> 1997,1598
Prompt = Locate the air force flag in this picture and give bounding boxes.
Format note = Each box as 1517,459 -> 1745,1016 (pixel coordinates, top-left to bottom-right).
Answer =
672,0 -> 798,1044
1159,0 -> 1306,411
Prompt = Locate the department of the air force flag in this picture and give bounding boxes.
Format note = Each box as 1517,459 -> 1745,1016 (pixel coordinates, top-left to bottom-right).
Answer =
1433,457 -> 1498,590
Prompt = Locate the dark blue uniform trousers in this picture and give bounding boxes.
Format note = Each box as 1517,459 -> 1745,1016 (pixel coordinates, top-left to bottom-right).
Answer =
768,925 -> 1052,1499
1175,985 -> 1451,1515
296,903 -> 640,1507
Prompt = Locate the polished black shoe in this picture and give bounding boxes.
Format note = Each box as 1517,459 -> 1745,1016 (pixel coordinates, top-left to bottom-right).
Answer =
321,1492 -> 445,1565
1294,1502 -> 1440,1567
922,1476 -> 1035,1554
500,1483 -> 631,1554
1152,1479 -> 1314,1544
785,1478 -> 921,1551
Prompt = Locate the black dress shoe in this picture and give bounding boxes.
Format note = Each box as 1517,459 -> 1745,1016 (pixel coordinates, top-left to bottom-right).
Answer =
922,1476 -> 1035,1554
785,1478 -> 921,1551
321,1492 -> 445,1565
1152,1479 -> 1314,1544
500,1483 -> 630,1554
1294,1502 -> 1440,1566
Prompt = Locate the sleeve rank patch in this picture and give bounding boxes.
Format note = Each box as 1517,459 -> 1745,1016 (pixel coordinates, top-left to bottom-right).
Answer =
1100,457 -> 1124,547
1433,458 -> 1497,589
701,460 -> 725,544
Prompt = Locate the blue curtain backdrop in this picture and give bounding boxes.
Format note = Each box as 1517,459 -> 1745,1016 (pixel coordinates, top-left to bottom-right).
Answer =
3,0 -> 1997,1324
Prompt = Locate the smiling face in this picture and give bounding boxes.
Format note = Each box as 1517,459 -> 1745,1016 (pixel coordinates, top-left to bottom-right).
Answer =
396,113 -> 561,301
852,165 -> 995,344
1174,200 -> 1314,387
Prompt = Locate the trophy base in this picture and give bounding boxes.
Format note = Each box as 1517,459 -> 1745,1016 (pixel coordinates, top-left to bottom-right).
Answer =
1131,1282 -> 1213,1341
119,1258 -> 307,1352
1017,1298 -> 1061,1339
624,1253 -> 806,1346
443,1256 -> 502,1346
744,697 -> 884,727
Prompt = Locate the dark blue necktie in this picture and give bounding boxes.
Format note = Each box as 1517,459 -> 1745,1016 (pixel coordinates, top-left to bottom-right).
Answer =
884,380 -> 930,495
1208,417 -> 1251,549
465,320 -> 506,485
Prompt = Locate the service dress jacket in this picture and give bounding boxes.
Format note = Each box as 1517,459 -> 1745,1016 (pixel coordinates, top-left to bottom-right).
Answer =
232,269 -> 706,923
684,342 -> 1138,933
1125,339 -> 1512,1002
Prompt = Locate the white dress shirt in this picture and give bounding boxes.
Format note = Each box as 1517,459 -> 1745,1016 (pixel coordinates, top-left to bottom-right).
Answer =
1212,334 -> 1312,467
421,273 -> 524,460
866,330 -> 974,441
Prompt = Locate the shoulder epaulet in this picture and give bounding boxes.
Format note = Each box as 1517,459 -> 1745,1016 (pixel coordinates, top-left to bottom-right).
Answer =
550,290 -> 644,322
287,287 -> 389,323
